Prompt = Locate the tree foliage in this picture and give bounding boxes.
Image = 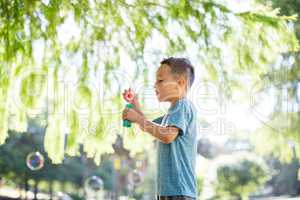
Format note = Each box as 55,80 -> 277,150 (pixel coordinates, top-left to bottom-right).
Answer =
249,0 -> 300,167
0,128 -> 114,199
0,0 -> 298,163
211,153 -> 270,200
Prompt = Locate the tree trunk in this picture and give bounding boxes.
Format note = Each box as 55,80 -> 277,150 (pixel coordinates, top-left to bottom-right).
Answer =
33,180 -> 39,200
24,177 -> 29,200
18,182 -> 23,200
49,181 -> 53,200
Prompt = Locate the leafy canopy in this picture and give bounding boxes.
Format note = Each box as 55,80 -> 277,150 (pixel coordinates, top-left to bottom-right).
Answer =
0,0 -> 298,163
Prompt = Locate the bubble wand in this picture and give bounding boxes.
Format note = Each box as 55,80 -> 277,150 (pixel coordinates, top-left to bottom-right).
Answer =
123,89 -> 135,128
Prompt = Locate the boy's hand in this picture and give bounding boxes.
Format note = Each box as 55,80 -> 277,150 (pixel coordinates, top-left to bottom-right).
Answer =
122,107 -> 145,125
122,89 -> 143,115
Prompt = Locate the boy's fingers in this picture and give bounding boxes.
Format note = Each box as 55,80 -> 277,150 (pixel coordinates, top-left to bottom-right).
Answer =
122,91 -> 128,99
122,108 -> 131,119
122,110 -> 127,119
133,95 -> 140,105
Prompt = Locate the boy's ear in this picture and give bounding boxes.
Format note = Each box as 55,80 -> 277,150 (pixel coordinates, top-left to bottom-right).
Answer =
177,76 -> 186,87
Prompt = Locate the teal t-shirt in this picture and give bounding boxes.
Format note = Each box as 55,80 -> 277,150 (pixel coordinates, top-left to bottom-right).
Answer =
153,97 -> 198,198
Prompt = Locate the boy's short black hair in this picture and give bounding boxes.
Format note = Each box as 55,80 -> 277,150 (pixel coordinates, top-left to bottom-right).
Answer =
160,57 -> 195,87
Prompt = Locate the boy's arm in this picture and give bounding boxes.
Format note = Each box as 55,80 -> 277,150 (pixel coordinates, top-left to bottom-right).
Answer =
137,100 -> 189,143
137,118 -> 179,144
122,107 -> 179,143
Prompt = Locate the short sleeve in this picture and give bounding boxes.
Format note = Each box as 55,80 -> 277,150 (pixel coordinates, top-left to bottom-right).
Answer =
152,116 -> 164,125
166,101 -> 188,136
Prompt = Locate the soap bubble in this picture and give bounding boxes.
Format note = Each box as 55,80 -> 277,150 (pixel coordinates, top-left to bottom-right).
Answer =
85,176 -> 104,192
26,151 -> 44,171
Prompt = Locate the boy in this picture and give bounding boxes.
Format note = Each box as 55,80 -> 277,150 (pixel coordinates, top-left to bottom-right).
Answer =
122,57 -> 197,200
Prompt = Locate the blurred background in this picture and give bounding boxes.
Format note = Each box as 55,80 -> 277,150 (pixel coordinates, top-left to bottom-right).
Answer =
0,0 -> 300,200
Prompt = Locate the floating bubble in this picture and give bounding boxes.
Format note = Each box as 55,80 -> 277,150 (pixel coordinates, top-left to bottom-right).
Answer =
26,151 -> 44,171
85,176 -> 104,192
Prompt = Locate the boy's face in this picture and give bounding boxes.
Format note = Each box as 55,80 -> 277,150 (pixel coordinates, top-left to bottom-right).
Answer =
154,64 -> 185,102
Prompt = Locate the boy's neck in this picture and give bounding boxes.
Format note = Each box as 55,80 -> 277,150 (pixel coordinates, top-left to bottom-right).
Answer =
169,95 -> 186,107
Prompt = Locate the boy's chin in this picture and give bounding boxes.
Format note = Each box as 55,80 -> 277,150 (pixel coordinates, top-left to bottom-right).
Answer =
157,96 -> 163,102
157,96 -> 169,102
